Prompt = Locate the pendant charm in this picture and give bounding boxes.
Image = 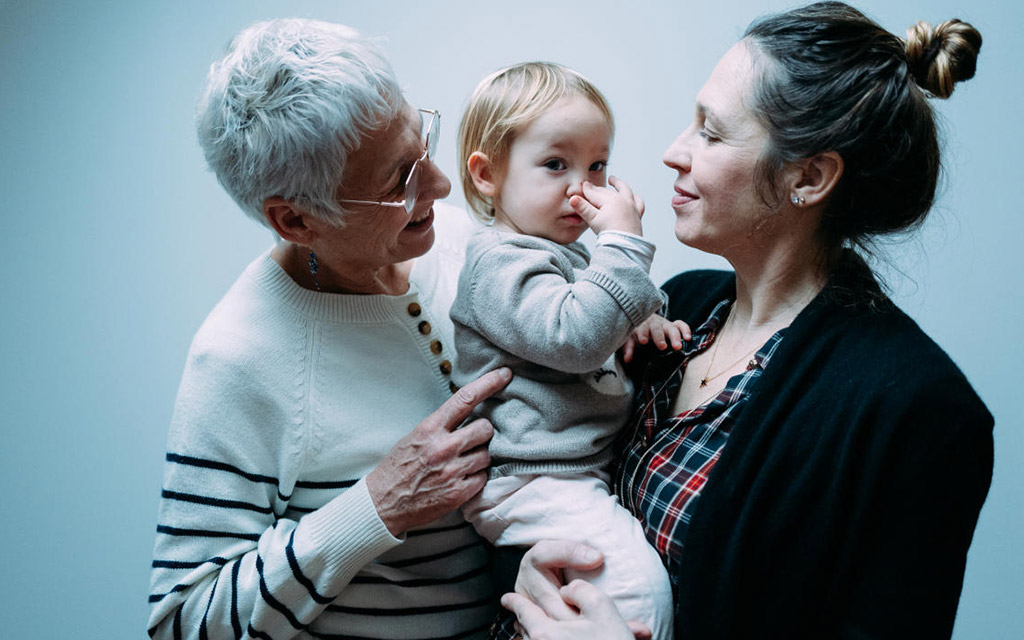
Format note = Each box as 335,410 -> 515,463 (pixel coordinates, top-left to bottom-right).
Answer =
699,378 -> 709,388
308,251 -> 321,291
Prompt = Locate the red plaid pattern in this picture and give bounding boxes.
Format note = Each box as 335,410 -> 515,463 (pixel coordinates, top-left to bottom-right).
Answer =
616,300 -> 785,588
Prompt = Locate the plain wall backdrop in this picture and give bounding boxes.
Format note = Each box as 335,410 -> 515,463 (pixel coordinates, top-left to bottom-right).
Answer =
1,1 -> 1020,637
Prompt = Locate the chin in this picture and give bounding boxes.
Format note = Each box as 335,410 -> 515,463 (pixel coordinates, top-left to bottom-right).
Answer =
403,227 -> 436,260
674,222 -> 717,254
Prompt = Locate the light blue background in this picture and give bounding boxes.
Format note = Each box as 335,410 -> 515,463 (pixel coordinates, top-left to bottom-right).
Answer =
1,1 -> 1020,637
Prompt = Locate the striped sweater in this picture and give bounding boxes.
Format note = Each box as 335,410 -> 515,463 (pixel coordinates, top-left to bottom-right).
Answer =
148,205 -> 495,639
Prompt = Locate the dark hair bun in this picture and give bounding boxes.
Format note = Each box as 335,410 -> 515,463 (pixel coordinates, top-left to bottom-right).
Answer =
905,19 -> 982,98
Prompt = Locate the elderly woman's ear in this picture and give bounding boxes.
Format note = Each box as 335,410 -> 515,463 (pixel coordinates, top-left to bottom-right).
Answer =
264,196 -> 318,246
789,151 -> 843,208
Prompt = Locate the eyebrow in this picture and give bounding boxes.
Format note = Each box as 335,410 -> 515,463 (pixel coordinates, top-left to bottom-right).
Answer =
696,102 -> 726,130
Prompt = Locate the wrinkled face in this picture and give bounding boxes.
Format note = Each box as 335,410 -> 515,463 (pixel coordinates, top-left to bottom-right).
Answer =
662,42 -> 772,255
320,102 -> 451,271
493,96 -> 612,245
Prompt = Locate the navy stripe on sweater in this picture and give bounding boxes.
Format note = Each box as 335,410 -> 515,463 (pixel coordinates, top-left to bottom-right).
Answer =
256,553 -> 306,631
247,623 -> 273,640
230,559 -> 242,639
326,595 -> 492,616
406,521 -> 474,537
166,452 -> 292,501
157,524 -> 261,542
172,604 -> 183,640
349,564 -> 489,587
381,540 -> 484,569
286,529 -> 333,604
162,489 -> 274,515
200,573 -> 219,640
295,478 -> 358,490
306,621 -> 492,640
149,582 -> 191,603
153,556 -> 231,570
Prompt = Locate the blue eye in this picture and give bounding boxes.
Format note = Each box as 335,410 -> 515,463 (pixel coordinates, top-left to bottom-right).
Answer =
544,159 -> 567,171
589,160 -> 608,172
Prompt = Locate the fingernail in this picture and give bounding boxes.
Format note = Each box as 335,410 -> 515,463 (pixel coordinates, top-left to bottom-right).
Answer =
498,367 -> 512,381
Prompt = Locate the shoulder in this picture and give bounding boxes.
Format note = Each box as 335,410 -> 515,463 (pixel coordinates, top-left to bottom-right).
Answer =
792,296 -> 992,433
465,229 -> 580,273
661,270 -> 735,324
184,256 -> 309,393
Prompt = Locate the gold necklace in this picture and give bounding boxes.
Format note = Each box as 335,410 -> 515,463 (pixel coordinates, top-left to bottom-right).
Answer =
698,307 -> 762,388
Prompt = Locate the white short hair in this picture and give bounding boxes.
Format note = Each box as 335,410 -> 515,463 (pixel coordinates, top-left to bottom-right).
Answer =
196,19 -> 402,227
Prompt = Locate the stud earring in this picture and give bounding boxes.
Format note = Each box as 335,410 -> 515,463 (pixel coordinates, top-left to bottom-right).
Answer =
791,194 -> 805,206
308,251 -> 321,291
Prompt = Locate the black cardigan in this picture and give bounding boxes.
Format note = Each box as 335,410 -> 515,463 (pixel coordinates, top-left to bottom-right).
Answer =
659,269 -> 993,639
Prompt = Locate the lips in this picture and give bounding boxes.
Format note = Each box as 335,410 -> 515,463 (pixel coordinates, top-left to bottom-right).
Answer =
672,185 -> 698,206
405,207 -> 434,230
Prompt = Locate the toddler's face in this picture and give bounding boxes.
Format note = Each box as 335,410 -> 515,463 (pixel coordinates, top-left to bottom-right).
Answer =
493,96 -> 612,244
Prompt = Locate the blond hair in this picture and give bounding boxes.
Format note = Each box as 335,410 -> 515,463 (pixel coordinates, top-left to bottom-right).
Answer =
457,61 -> 614,222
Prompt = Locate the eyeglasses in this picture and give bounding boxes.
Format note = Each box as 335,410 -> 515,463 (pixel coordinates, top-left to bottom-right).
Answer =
338,108 -> 440,215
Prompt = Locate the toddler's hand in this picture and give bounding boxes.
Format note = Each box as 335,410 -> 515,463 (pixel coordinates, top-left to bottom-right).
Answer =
569,176 -> 644,236
622,314 -> 692,363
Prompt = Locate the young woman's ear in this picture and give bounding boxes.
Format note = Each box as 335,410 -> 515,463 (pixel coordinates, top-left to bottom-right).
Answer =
467,151 -> 499,198
263,197 -> 318,246
790,151 -> 843,207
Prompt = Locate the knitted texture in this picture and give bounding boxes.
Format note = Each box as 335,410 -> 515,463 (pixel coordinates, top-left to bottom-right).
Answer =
149,204 -> 496,639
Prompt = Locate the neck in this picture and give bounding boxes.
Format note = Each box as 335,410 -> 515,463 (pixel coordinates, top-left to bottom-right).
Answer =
724,234 -> 830,335
272,241 -> 412,296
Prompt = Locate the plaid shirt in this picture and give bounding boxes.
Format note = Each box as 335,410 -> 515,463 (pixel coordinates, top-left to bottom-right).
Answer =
616,299 -> 786,590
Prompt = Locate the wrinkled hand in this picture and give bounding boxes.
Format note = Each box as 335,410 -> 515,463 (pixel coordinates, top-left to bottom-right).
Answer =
366,367 -> 512,536
622,314 -> 692,363
502,579 -> 651,640
569,176 -> 645,236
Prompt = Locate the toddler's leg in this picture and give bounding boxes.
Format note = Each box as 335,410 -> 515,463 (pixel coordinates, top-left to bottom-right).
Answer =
470,473 -> 673,640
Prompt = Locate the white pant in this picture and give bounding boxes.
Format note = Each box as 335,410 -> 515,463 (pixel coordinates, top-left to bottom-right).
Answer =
463,472 -> 673,639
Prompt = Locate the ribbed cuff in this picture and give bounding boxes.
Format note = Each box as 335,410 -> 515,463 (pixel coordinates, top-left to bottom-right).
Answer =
596,231 -> 656,272
297,478 -> 402,581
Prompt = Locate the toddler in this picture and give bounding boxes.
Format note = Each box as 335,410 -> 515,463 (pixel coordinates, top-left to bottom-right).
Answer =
451,62 -> 681,638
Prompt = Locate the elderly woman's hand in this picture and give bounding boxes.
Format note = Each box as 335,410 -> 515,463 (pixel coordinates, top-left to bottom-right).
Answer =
502,578 -> 651,640
366,367 -> 512,536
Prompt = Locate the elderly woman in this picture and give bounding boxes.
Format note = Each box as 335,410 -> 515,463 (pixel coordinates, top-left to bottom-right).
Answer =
148,19 -> 511,639
502,3 -> 992,639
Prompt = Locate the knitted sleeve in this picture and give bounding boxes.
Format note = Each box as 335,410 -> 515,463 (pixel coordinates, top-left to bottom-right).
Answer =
147,339 -> 401,639
464,238 -> 664,374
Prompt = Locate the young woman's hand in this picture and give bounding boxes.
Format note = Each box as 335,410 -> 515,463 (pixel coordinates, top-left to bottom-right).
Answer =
622,313 -> 692,363
570,175 -> 645,236
502,579 -> 651,640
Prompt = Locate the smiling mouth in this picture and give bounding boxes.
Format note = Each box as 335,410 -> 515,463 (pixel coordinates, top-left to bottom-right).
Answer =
406,207 -> 433,228
673,186 -> 698,205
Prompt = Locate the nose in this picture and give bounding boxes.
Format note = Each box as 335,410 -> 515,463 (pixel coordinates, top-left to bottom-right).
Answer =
566,180 -> 584,199
421,155 -> 452,202
663,128 -> 693,173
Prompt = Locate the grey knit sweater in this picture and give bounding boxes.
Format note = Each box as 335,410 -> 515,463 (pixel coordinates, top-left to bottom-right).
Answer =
451,228 -> 665,478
